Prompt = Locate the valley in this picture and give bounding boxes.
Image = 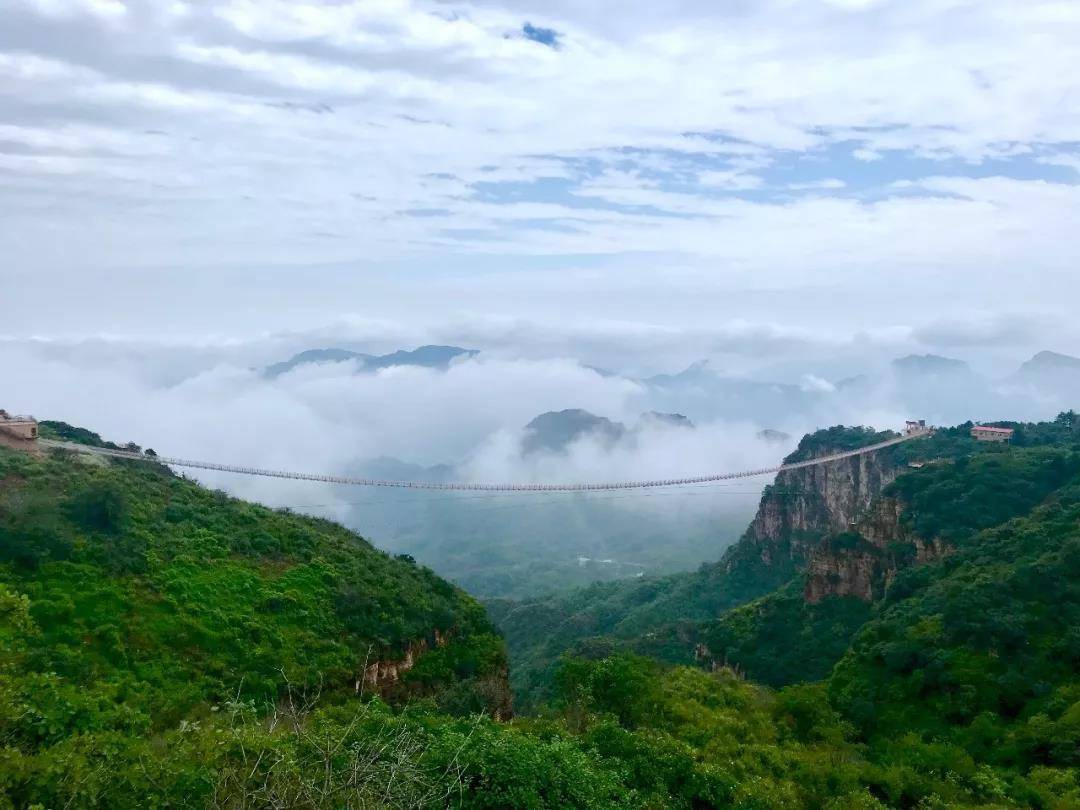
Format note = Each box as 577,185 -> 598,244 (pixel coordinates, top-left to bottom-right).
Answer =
3,411 -> 1080,806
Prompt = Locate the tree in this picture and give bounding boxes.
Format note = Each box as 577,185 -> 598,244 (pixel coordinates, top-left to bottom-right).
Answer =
66,480 -> 128,534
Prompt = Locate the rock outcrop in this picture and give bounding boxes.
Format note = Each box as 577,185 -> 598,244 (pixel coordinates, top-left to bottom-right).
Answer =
803,497 -> 949,603
729,429 -> 947,604
740,443 -> 903,569
360,628 -> 453,693
358,628 -> 513,720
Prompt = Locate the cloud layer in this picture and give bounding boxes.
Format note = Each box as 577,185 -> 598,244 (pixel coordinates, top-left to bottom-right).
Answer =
2,0 -> 1079,336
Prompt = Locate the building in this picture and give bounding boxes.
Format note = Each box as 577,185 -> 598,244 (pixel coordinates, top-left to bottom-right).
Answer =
971,425 -> 1014,442
0,412 -> 38,440
905,419 -> 927,434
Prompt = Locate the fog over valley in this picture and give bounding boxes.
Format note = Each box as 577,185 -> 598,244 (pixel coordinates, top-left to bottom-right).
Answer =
6,325 -> 1078,596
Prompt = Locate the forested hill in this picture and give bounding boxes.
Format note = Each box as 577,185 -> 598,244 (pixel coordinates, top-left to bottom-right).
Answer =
493,416 -> 1080,706
5,415 -> 1080,807
0,434 -> 509,803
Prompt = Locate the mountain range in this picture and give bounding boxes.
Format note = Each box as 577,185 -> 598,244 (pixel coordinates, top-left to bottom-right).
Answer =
264,344 -> 477,377
263,343 -> 1080,425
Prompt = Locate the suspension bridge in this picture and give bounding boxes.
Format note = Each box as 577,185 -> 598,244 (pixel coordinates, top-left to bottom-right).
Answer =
37,427 -> 931,493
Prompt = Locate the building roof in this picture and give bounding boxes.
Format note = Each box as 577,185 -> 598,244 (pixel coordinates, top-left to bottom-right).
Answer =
972,425 -> 1014,434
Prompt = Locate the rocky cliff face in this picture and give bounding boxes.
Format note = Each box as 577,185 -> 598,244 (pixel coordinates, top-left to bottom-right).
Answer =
742,447 -> 903,567
359,628 -> 513,720
360,628 -> 452,694
802,496 -> 949,603
733,434 -> 947,604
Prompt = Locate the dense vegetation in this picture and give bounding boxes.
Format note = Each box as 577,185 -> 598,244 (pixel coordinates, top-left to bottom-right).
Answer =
488,426 -> 905,707
4,413 -> 1080,807
341,486 -> 756,600
0,441 -> 510,805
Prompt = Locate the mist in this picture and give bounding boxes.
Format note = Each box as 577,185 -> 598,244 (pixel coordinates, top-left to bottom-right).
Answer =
4,327 -> 1077,596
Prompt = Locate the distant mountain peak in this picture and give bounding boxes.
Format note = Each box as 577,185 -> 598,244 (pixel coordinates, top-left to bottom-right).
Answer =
371,345 -> 478,370
1016,350 -> 1080,373
644,359 -> 714,387
891,353 -> 971,375
265,344 -> 477,378
757,428 -> 791,443
522,408 -> 626,454
264,347 -> 370,377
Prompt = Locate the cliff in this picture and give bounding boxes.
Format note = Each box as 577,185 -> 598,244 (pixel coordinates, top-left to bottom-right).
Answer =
361,629 -> 453,693
736,427 -> 904,569
360,629 -> 513,720
803,497 -> 949,603
732,426 -> 948,604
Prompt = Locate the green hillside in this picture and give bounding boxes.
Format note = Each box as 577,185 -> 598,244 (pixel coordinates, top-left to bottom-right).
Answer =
4,414 -> 1080,807
494,418 -> 1080,707
0,439 -> 508,805
0,433 -> 964,808
490,426 -> 908,706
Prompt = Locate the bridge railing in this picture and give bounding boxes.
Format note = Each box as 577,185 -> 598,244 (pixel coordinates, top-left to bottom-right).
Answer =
38,428 -> 932,493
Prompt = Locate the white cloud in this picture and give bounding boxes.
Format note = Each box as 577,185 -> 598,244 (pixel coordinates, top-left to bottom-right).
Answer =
788,178 -> 846,190
698,170 -> 764,190
800,373 -> 836,392
0,0 -> 1078,339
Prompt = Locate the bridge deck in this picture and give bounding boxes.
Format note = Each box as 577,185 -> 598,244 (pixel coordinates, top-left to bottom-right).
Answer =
37,429 -> 931,493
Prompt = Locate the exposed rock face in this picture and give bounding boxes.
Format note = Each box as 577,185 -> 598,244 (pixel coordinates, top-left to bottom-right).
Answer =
360,632 -> 447,693
803,496 -> 950,604
741,448 -> 903,568
730,434 -> 948,604
358,629 -> 513,720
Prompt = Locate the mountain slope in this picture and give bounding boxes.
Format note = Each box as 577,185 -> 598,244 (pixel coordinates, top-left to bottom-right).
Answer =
6,416 -> 1080,807
495,418 -> 1080,706
487,413 -> 1080,806
264,347 -> 372,376
492,426 -> 907,704
0,443 -> 868,808
0,440 -> 510,733
1014,350 -> 1080,379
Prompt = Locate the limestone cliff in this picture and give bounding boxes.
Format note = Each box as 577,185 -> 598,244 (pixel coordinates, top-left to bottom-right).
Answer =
803,496 -> 949,603
738,435 -> 904,569
359,628 -> 513,720
729,428 -> 946,604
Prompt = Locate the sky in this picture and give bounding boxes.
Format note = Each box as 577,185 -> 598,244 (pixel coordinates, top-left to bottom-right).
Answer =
4,0 -> 1080,572
1,0 -> 1079,354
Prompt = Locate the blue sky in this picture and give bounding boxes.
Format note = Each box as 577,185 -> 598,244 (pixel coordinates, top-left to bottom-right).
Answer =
0,0 -> 1078,357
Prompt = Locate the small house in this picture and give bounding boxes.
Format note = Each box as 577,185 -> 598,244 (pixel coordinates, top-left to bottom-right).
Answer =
0,412 -> 38,440
971,425 -> 1014,442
